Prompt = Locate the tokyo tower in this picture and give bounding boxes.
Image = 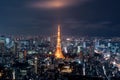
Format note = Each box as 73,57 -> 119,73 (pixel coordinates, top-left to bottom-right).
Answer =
55,25 -> 65,59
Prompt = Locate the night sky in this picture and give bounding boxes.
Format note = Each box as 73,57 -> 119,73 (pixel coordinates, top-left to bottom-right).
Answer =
0,0 -> 120,37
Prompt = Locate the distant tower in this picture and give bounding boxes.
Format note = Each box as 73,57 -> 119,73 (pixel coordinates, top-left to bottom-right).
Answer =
55,25 -> 65,59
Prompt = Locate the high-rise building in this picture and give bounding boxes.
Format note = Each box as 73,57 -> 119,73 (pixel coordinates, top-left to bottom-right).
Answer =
0,37 -> 5,54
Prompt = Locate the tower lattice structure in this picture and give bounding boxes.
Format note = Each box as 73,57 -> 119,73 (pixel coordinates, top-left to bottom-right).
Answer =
55,25 -> 65,59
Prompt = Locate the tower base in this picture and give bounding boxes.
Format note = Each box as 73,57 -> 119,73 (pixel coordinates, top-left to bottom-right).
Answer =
55,48 -> 65,59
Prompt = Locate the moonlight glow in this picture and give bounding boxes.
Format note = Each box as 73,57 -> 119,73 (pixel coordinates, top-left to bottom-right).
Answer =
30,0 -> 89,9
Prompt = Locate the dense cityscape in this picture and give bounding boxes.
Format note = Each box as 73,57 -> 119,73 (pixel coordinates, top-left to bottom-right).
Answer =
0,25 -> 120,80
0,0 -> 120,80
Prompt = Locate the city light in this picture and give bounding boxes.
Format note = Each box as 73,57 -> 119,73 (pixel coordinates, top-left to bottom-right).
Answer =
0,0 -> 120,79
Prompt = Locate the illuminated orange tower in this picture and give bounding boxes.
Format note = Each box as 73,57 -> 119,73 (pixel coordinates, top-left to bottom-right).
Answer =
55,25 -> 65,59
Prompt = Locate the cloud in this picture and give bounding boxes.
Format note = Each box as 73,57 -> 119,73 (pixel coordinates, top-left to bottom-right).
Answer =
28,0 -> 90,9
62,19 -> 112,31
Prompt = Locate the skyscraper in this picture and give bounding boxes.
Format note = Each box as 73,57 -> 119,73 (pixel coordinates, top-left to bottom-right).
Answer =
55,25 -> 65,59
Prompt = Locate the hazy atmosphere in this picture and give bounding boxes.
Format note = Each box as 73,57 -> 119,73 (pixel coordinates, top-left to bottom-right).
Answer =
0,0 -> 120,36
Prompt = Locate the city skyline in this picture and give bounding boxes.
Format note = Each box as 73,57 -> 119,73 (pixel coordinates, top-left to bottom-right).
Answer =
0,0 -> 120,37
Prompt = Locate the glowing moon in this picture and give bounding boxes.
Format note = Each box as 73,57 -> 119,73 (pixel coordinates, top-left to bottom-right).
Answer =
29,0 -> 89,9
